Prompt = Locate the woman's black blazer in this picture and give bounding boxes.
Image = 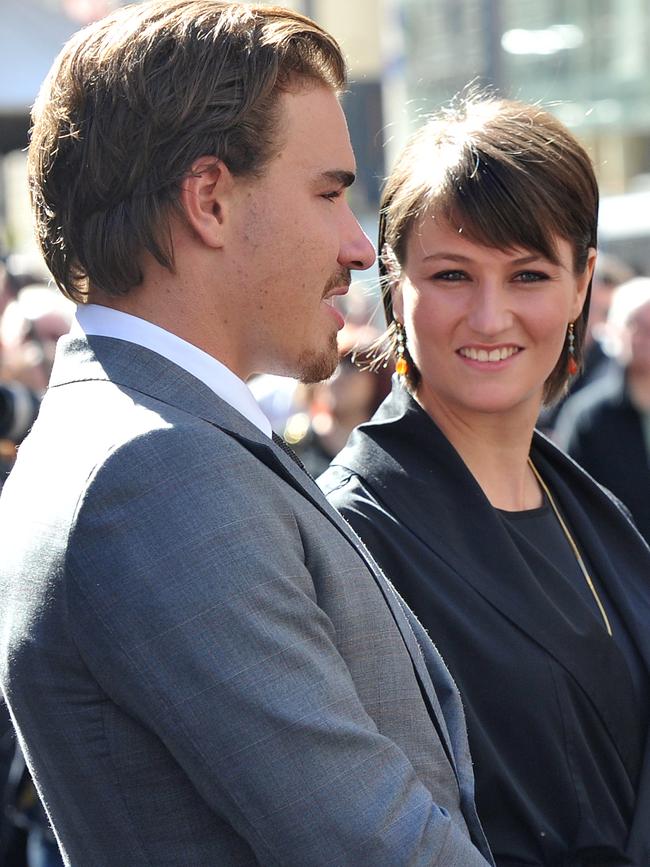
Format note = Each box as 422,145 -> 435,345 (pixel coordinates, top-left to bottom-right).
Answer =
319,381 -> 650,867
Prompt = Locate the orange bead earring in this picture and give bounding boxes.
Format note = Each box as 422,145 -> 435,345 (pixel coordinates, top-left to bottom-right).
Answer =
395,321 -> 409,377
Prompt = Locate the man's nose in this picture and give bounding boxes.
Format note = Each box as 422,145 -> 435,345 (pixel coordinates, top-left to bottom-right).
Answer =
339,207 -> 376,271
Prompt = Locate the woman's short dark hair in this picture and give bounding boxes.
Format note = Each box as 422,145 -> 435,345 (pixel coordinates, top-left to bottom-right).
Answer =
28,0 -> 346,302
376,93 -> 599,405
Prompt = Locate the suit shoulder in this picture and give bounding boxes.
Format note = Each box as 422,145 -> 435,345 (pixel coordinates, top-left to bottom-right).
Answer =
75,418 -> 284,535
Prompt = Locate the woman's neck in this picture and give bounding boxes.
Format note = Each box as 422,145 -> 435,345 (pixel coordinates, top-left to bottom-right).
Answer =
414,388 -> 543,511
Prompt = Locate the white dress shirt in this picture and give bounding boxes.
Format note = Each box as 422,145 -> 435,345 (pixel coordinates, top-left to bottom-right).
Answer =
72,304 -> 272,437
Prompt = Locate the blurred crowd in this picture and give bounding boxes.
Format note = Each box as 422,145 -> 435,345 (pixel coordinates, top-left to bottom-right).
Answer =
542,252 -> 650,544
1,246 -> 650,865
0,255 -> 72,867
0,257 -> 74,494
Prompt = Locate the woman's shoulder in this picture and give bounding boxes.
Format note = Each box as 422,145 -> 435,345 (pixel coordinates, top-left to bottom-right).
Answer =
317,461 -> 383,516
317,462 -> 359,499
318,460 -> 407,565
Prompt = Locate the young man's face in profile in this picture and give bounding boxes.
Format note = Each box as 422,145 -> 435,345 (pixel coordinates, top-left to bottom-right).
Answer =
227,85 -> 375,383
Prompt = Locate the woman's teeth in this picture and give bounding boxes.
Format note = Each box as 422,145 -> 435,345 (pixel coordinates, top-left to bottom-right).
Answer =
459,346 -> 519,362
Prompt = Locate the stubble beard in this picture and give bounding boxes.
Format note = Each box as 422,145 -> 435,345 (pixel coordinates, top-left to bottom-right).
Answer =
294,267 -> 350,383
296,330 -> 339,384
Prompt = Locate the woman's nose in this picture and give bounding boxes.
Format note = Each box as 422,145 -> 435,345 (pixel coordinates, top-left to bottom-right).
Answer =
466,284 -> 513,336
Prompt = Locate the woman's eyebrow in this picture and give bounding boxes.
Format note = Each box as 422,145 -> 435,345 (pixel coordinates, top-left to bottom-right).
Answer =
420,252 -> 554,265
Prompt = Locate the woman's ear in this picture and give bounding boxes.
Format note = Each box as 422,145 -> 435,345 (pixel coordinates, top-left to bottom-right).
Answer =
178,157 -> 234,248
391,280 -> 404,323
382,243 -> 404,321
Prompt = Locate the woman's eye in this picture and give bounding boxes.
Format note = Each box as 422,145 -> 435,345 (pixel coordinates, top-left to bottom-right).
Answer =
432,270 -> 468,281
514,270 -> 549,283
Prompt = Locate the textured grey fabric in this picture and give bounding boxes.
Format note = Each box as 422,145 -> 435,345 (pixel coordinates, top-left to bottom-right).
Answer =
0,335 -> 492,866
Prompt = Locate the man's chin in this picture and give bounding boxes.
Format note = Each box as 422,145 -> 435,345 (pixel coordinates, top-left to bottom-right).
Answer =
296,335 -> 339,384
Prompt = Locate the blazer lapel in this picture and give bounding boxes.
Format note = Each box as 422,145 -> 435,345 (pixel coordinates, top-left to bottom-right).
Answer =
534,435 -> 650,673
336,384 -> 645,780
51,335 -> 459,774
533,438 -> 650,862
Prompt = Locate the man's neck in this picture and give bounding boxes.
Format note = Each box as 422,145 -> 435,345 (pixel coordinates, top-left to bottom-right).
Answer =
75,303 -> 273,437
87,279 -> 249,380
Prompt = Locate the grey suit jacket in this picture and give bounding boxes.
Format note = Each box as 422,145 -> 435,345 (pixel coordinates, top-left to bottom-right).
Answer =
0,335 -> 492,866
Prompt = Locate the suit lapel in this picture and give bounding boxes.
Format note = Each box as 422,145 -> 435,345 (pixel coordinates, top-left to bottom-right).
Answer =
50,335 -> 458,774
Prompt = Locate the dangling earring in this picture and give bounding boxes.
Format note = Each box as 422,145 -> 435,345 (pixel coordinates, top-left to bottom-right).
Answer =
567,322 -> 578,376
395,321 -> 409,377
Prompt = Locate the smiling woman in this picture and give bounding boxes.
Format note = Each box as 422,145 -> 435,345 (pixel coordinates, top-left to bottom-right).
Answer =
319,93 -> 650,867
392,224 -> 593,428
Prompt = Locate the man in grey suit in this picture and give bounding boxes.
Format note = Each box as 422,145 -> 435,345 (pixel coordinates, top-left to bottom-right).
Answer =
0,2 -> 493,864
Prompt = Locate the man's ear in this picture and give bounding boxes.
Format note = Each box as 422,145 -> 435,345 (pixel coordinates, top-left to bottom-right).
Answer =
178,157 -> 234,248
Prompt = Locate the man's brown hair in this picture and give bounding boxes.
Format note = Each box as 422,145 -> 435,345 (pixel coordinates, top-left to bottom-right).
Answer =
375,94 -> 599,405
28,0 -> 346,302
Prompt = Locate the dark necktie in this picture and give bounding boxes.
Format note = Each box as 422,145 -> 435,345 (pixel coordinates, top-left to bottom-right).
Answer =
272,431 -> 311,477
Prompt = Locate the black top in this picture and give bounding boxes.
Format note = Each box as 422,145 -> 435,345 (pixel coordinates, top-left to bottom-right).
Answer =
319,381 -> 650,867
498,501 -> 649,726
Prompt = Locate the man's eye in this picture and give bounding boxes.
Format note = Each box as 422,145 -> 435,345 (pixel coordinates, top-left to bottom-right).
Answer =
514,271 -> 549,283
321,190 -> 342,202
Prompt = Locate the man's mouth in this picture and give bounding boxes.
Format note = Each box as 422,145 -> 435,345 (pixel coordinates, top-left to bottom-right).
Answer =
322,269 -> 352,303
323,284 -> 350,301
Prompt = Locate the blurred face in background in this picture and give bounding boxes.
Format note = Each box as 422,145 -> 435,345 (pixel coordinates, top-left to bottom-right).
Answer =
0,287 -> 73,393
587,278 -> 618,346
325,357 -> 377,418
627,300 -> 650,376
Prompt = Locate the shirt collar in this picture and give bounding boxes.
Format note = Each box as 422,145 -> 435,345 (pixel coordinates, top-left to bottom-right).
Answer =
72,304 -> 272,437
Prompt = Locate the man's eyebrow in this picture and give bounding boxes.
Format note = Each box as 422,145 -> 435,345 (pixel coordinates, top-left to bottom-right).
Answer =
317,169 -> 356,188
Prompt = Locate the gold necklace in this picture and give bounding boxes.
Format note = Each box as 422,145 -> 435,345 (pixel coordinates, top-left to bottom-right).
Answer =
528,458 -> 613,638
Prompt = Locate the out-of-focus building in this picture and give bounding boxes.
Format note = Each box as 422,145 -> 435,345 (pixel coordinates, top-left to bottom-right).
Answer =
384,0 -> 650,195
380,0 -> 650,271
4,0 -> 650,269
290,0 -> 650,271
